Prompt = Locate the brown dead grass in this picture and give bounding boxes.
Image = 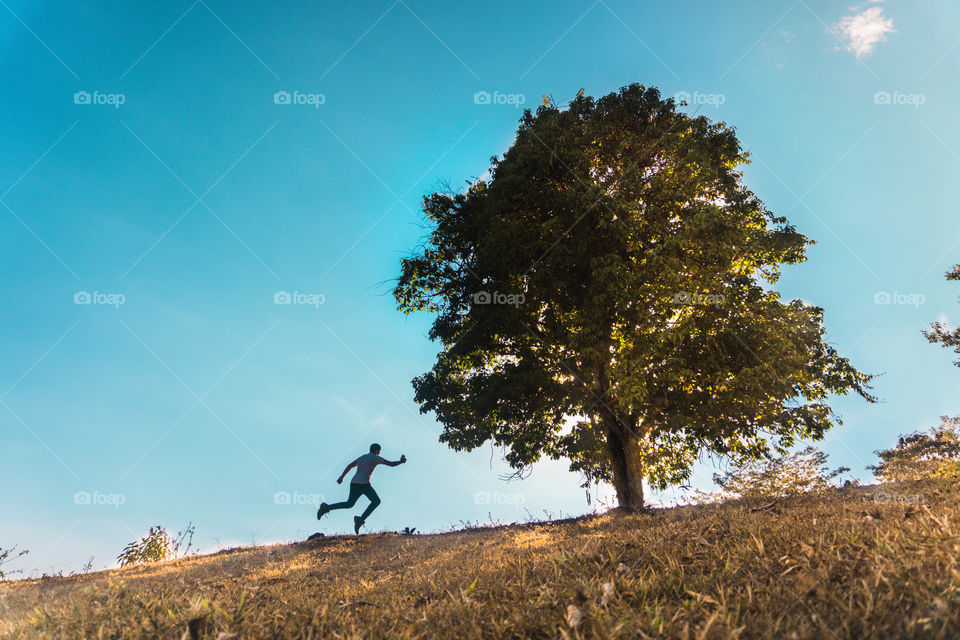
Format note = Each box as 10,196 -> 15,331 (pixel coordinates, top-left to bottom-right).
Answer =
2,479 -> 960,639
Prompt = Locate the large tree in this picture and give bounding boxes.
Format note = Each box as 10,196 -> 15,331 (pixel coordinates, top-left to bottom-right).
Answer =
924,264 -> 960,366
394,84 -> 875,510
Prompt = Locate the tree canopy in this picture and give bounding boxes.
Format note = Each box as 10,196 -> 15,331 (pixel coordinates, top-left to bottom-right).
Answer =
703,446 -> 848,502
394,83 -> 875,510
868,416 -> 960,483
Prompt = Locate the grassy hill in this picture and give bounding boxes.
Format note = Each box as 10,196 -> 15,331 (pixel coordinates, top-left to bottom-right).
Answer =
2,480 -> 959,639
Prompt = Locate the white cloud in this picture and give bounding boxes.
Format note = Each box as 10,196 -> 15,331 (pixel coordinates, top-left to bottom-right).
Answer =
834,6 -> 896,58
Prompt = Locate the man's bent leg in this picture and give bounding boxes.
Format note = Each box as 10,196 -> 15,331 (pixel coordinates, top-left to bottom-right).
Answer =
327,483 -> 364,511
358,484 -> 381,521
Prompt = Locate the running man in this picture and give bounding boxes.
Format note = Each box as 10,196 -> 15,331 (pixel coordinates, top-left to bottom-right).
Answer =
317,443 -> 406,533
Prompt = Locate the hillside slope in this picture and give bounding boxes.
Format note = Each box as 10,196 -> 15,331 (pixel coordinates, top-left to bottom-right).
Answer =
2,480 -> 959,639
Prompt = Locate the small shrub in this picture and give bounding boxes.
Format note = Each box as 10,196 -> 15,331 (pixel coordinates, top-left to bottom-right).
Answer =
117,523 -> 196,567
118,526 -> 173,567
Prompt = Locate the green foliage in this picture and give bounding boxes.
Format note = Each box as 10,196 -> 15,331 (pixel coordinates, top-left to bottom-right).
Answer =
118,526 -> 172,567
117,523 -> 196,567
924,264 -> 960,366
868,416 -> 960,483
394,83 -> 875,508
700,446 -> 848,502
0,545 -> 28,580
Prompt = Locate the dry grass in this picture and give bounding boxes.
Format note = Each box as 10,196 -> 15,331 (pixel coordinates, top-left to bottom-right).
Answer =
3,479 -> 960,639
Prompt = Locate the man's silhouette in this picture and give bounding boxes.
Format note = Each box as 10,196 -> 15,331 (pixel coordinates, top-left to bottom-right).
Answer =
317,443 -> 406,533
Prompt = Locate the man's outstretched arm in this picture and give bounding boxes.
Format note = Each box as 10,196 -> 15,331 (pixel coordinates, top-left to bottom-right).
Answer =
337,460 -> 358,484
383,454 -> 407,467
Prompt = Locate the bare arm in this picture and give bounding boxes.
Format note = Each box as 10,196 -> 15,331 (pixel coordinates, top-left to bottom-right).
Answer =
337,461 -> 358,484
383,455 -> 407,467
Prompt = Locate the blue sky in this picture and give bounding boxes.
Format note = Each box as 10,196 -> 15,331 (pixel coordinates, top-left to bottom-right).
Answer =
1,0 -> 958,576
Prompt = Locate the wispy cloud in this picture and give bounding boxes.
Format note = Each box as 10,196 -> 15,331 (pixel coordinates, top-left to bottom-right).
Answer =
834,5 -> 895,59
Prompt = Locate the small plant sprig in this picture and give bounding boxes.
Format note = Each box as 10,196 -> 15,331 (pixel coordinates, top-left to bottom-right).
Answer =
0,545 -> 28,580
173,522 -> 196,557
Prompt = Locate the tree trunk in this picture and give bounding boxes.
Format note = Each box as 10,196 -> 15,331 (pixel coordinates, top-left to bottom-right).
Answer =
603,416 -> 645,511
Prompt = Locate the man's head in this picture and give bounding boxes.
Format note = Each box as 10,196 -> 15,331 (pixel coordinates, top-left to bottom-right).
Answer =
369,443 -> 381,455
